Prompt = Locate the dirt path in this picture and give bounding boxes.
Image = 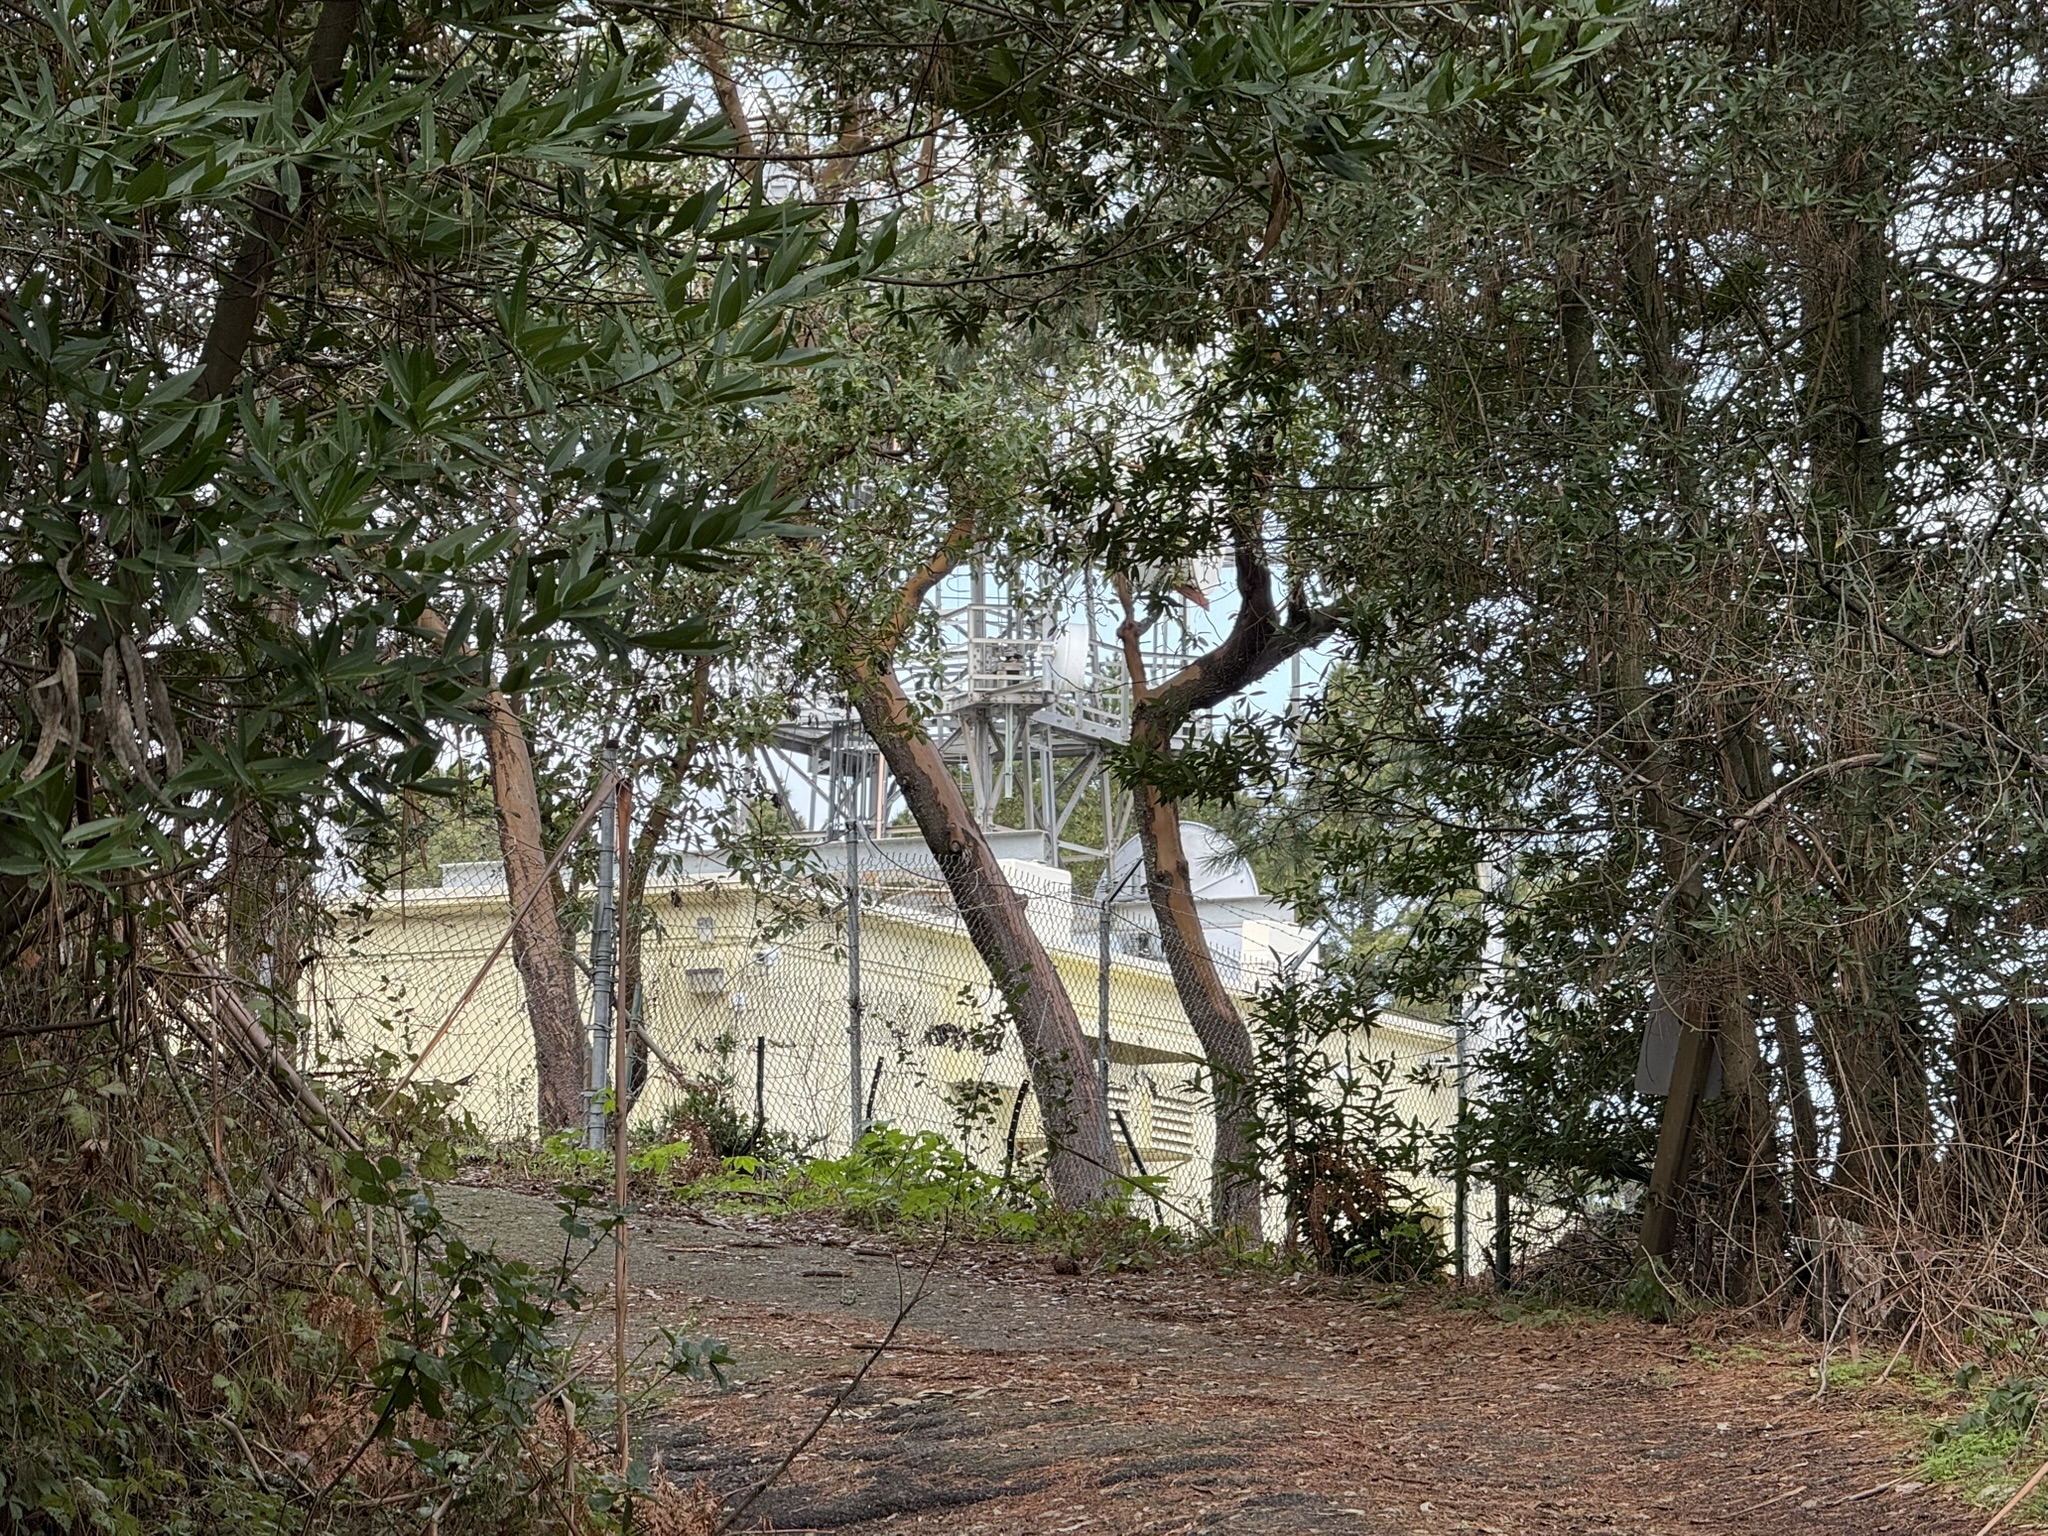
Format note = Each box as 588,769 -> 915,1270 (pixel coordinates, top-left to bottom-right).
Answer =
439,1182 -> 1982,1534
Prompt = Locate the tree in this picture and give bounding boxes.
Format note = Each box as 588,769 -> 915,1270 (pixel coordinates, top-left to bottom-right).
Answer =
1210,0 -> 2048,1291
845,547 -> 1115,1208
1089,427 -> 1334,1233
713,318 -> 1123,1207
1,0 -> 884,1129
696,0 -> 1621,1225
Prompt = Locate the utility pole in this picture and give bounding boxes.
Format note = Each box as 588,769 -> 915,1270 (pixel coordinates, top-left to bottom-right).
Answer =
585,754 -> 618,1152
845,820 -> 864,1152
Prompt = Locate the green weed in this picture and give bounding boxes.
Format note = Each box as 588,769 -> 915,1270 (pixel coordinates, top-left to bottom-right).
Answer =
681,1125 -> 1193,1269
1619,1256 -> 1697,1323
1815,1353 -> 1952,1401
538,1128 -> 699,1183
1488,1298 -> 1599,1328
1918,1371 -> 2048,1518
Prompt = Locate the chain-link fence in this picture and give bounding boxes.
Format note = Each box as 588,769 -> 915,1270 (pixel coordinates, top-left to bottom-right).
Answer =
301,812 -> 1464,1233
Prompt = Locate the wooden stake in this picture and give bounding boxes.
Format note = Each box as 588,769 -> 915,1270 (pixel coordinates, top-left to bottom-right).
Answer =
563,1395 -> 576,1505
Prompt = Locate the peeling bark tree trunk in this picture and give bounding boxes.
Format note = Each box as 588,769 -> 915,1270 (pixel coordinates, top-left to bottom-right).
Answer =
848,661 -> 1109,1208
1132,774 -> 1263,1233
481,690 -> 584,1132
1115,521 -> 1333,1236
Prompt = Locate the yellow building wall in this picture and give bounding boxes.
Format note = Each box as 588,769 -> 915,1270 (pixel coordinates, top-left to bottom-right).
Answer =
305,875 -> 1458,1230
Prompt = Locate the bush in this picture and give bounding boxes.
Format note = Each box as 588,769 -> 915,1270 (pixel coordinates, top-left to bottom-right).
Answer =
714,1125 -> 1018,1230
651,1078 -> 756,1161
1247,980 -> 1450,1281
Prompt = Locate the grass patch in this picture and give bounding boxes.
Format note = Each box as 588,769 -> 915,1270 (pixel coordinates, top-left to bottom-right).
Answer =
1485,1298 -> 1599,1329
1720,1342 -> 1780,1364
618,1124 -> 1208,1273
1813,1352 -> 1954,1402
1917,1374 -> 2048,1520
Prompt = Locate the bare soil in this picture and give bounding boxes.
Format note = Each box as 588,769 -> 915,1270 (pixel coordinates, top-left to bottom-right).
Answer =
439,1180 -> 1991,1534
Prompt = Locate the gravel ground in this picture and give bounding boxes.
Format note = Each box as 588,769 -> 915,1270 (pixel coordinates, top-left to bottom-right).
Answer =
436,1180 -> 1991,1535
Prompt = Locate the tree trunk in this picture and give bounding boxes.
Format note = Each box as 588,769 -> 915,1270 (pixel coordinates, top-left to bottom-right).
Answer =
1807,911 -> 1931,1214
1112,526 -> 1332,1236
224,599 -> 308,1019
1637,966 -> 1715,1264
848,661 -> 1110,1208
1629,741 -> 1715,1264
1692,993 -> 1786,1302
1784,0 -> 1934,1220
1770,997 -> 1824,1210
480,690 -> 585,1132
1132,765 -> 1263,1234
1954,1002 -> 2048,1231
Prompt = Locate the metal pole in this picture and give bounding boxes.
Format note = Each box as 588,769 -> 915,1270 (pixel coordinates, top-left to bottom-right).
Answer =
1454,1006 -> 1469,1280
1494,1180 -> 1512,1291
752,1035 -> 766,1154
1002,1081 -> 1027,1185
1114,1109 -> 1164,1224
1095,860 -> 1142,1185
586,762 -> 618,1152
611,773 -> 631,1473
1282,1022 -> 1298,1252
1097,896 -> 1114,1176
845,820 -> 864,1152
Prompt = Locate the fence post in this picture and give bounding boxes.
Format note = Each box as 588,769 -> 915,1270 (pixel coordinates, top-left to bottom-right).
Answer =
1454,1004 -> 1469,1280
1097,896 -> 1114,1177
751,1035 -> 767,1153
1494,1181 -> 1512,1291
585,759 -> 618,1152
845,819 -> 864,1152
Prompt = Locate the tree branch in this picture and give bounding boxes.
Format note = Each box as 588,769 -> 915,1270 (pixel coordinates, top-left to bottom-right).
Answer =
1126,510 -> 1334,739
194,0 -> 362,400
691,17 -> 758,161
881,514 -> 974,649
